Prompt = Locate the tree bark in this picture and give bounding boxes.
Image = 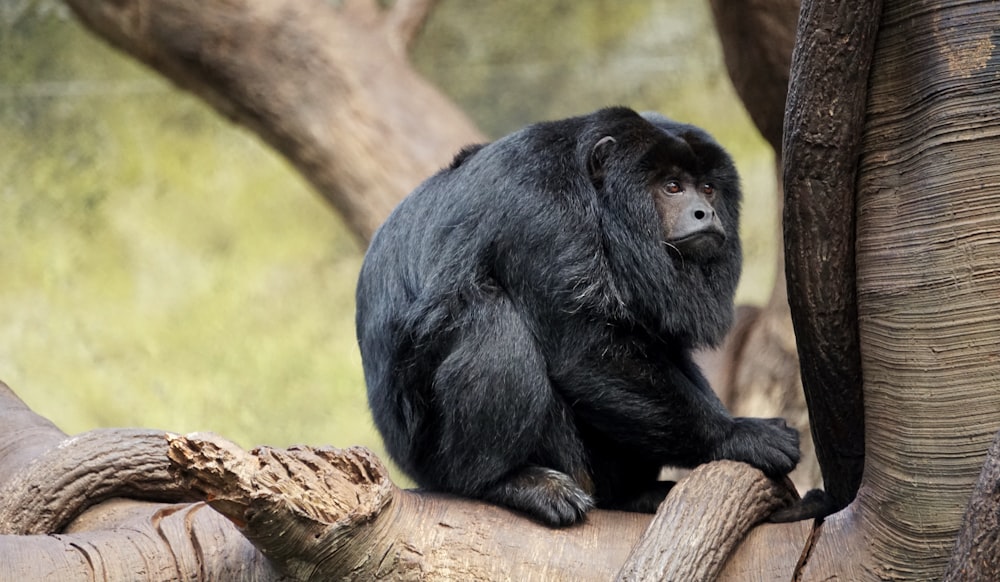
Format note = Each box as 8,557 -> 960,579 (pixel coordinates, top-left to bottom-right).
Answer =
791,0 -> 1000,579
0,428 -> 196,535
0,380 -> 809,580
615,463 -> 799,581
0,381 -> 279,580
4,0 -> 998,579
944,429 -> 1000,581
64,0 -> 484,243
782,0 -> 878,509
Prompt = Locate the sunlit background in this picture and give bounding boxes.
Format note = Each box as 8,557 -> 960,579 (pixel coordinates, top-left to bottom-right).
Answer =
0,0 -> 776,480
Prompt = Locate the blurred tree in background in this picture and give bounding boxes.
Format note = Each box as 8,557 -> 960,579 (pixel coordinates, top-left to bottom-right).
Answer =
0,0 -> 776,480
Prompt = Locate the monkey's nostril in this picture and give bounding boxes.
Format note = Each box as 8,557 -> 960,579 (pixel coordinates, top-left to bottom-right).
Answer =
694,209 -> 706,220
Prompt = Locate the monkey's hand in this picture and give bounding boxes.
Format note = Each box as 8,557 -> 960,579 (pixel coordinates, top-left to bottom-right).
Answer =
714,417 -> 800,477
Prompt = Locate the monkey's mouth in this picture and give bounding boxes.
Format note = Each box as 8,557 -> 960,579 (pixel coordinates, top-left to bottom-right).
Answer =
666,230 -> 725,260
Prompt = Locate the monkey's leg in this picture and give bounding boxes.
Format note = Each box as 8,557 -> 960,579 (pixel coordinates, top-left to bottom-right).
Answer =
425,292 -> 593,527
480,465 -> 594,527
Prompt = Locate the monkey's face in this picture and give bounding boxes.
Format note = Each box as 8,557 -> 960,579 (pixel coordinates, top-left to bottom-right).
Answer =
584,113 -> 740,266
654,172 -> 727,261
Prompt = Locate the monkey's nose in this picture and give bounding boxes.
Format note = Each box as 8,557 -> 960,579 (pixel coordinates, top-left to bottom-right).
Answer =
690,201 -> 715,223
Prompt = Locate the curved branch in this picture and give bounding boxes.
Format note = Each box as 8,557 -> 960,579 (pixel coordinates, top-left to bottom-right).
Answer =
616,461 -> 799,581
708,0 -> 799,155
0,429 -> 195,535
64,0 -> 484,243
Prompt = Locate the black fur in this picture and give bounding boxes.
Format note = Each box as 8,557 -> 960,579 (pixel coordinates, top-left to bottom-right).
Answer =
356,107 -> 800,527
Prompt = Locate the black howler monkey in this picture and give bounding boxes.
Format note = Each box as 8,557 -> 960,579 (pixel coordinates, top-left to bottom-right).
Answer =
356,107 -> 802,526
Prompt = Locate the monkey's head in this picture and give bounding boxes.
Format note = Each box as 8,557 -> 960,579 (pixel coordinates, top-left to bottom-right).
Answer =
586,111 -> 740,265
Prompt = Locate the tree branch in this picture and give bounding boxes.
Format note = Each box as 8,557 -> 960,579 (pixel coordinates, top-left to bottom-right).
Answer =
167,431 -> 649,580
782,0 -> 879,508
0,379 -> 814,580
708,0 -> 799,156
64,0 -> 483,243
386,0 -> 439,55
616,461 -> 800,581
0,429 -> 196,535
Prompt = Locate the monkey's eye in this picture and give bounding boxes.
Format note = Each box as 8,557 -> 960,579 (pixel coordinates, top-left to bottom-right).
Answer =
664,180 -> 683,195
701,183 -> 715,197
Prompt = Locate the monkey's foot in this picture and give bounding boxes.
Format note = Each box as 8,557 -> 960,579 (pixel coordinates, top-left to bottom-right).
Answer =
483,466 -> 594,527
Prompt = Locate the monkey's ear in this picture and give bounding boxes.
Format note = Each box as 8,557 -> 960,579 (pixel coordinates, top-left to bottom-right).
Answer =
588,135 -> 617,189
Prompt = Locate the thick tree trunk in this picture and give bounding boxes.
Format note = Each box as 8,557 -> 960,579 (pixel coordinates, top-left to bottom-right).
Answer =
64,0 -> 484,243
789,1 -> 1000,579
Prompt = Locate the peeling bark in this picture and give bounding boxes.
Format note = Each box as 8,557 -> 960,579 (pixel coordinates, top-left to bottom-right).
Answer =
3,0 -> 998,578
0,382 -> 278,580
166,432 -> 651,581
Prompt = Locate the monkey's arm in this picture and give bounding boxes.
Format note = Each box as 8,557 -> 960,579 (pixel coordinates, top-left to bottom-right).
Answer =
561,351 -> 800,477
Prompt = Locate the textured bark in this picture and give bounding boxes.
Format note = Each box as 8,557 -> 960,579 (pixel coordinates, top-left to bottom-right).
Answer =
0,429 -> 196,535
0,382 -> 278,580
0,380 -> 812,580
64,0 -> 483,243
782,0 -> 879,509
945,430 -> 1000,581
0,1 -> 824,578
615,462 -> 799,581
5,0 -> 998,578
0,504 -> 281,582
168,432 -> 651,581
795,0 -> 1000,579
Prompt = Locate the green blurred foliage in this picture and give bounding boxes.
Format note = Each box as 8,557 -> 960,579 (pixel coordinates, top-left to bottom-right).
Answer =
0,0 -> 777,470
0,3 -> 375,457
